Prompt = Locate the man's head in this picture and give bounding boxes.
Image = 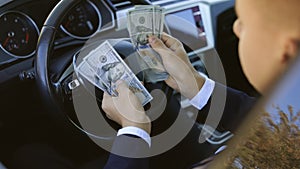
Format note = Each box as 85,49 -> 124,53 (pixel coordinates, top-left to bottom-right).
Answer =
233,0 -> 300,94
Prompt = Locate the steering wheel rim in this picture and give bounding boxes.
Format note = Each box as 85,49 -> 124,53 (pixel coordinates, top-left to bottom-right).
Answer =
35,0 -> 81,121
35,0 -> 178,141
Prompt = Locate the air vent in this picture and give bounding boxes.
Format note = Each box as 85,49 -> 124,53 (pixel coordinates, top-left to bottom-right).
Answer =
109,0 -> 133,10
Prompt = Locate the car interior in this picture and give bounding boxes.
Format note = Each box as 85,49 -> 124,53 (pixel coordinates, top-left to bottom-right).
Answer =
0,0 -> 261,168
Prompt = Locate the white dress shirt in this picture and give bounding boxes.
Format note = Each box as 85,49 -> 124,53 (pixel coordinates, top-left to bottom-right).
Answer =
117,126 -> 152,146
117,77 -> 216,147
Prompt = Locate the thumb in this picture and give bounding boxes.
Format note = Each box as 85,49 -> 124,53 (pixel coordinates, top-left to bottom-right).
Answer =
148,36 -> 169,54
115,80 -> 129,94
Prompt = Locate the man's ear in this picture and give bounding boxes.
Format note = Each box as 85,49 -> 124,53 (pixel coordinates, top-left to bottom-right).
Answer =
283,39 -> 300,63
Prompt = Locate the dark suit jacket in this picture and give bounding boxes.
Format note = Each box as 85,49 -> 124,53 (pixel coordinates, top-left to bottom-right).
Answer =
103,134 -> 150,169
104,83 -> 257,169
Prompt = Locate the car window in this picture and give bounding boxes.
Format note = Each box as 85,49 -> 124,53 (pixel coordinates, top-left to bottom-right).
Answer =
210,56 -> 300,168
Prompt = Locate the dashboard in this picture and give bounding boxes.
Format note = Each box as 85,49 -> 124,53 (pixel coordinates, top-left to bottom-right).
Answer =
0,0 -> 118,87
0,0 -> 235,85
0,0 -> 58,63
0,0 -> 114,65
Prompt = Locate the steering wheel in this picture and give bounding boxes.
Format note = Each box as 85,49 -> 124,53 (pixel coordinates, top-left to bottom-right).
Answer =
35,0 -> 178,140
34,1 -> 224,167
35,0 -> 81,125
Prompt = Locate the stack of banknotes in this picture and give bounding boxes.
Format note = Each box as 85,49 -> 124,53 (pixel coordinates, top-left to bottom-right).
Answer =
75,40 -> 153,106
127,5 -> 169,83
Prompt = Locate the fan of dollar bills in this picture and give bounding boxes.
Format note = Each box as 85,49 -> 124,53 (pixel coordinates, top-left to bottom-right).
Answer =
127,5 -> 169,83
74,40 -> 153,106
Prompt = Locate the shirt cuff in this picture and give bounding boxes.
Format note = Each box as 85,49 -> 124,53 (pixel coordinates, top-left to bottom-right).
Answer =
189,77 -> 215,110
117,126 -> 151,147
215,145 -> 227,155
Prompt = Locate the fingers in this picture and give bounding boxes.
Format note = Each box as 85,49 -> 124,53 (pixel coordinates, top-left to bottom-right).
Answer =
103,91 -> 110,98
149,33 -> 183,55
161,33 -> 183,51
148,35 -> 168,51
102,92 -> 111,104
101,92 -> 112,112
115,80 -> 129,94
148,36 -> 173,61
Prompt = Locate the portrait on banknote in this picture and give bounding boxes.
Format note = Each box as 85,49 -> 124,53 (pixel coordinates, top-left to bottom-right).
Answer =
75,40 -> 153,106
127,5 -> 169,83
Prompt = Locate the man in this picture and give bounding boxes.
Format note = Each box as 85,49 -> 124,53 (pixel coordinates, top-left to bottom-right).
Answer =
102,0 -> 300,168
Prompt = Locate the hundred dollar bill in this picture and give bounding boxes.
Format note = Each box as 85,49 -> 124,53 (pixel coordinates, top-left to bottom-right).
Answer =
81,40 -> 153,106
132,5 -> 164,38
128,5 -> 165,46
76,61 -> 116,96
137,47 -> 169,83
127,5 -> 168,83
127,8 -> 155,47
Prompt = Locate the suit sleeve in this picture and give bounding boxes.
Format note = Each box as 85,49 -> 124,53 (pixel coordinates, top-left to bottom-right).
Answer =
104,82 -> 257,169
103,134 -> 150,169
198,82 -> 258,132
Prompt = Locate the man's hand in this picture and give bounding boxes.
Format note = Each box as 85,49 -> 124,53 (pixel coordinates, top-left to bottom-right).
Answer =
102,81 -> 151,134
149,33 -> 206,99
